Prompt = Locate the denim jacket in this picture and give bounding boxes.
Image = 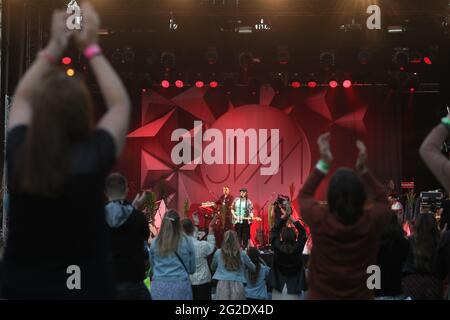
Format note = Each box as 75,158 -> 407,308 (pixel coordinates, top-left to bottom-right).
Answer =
211,250 -> 256,283
245,265 -> 270,300
149,235 -> 196,281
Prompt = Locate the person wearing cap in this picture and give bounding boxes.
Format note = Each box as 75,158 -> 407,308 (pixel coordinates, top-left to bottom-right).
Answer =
231,188 -> 254,248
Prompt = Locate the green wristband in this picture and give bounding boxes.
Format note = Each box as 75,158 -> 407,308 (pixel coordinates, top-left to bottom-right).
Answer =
316,159 -> 330,174
442,117 -> 450,129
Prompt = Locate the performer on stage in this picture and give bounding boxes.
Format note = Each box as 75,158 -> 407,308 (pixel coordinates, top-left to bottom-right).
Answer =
214,186 -> 234,247
231,188 -> 254,248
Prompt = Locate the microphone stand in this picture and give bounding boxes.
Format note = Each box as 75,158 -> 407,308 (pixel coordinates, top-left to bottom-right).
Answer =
258,199 -> 270,248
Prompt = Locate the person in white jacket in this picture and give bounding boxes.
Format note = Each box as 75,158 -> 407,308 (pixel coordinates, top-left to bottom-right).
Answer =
182,216 -> 217,300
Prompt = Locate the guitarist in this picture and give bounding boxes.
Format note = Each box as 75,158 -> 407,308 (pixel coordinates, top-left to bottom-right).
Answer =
214,186 -> 234,247
231,188 -> 254,248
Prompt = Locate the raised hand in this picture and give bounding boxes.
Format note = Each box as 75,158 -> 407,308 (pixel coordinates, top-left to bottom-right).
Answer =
47,10 -> 72,58
74,2 -> 100,49
132,192 -> 147,210
355,140 -> 368,174
317,132 -> 333,165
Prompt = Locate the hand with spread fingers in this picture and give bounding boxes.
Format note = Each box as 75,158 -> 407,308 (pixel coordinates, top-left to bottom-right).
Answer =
355,140 -> 368,175
317,132 -> 333,165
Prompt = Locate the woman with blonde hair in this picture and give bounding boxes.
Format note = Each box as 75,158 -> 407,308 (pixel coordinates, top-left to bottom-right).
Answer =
149,209 -> 195,300
211,230 -> 256,300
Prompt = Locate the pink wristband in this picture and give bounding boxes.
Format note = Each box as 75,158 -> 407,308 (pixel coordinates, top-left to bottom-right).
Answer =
84,44 -> 102,60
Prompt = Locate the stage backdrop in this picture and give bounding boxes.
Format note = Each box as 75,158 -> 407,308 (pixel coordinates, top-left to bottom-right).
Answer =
114,85 -> 402,241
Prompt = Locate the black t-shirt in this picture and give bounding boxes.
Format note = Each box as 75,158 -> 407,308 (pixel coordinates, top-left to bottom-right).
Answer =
1,125 -> 116,299
375,236 -> 410,297
106,201 -> 150,283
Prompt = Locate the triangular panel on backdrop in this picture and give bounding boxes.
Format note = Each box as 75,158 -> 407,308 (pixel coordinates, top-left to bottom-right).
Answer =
305,90 -> 333,121
128,109 -> 176,138
172,87 -> 216,125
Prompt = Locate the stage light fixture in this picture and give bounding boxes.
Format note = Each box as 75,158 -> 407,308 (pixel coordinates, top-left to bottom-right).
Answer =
62,57 -> 72,65
407,73 -> 420,93
161,80 -> 170,88
329,80 -> 338,88
161,51 -> 175,70
387,25 -> 406,34
306,74 -> 318,88
66,68 -> 75,77
358,48 -> 370,65
205,47 -> 219,65
195,80 -> 205,88
424,56 -> 433,65
239,51 -> 255,70
291,81 -> 301,89
307,81 -> 317,88
393,48 -> 409,70
276,46 -> 290,65
209,81 -> 219,88
343,80 -> 352,88
123,47 -> 135,63
409,50 -> 423,64
175,80 -> 184,88
320,51 -> 335,70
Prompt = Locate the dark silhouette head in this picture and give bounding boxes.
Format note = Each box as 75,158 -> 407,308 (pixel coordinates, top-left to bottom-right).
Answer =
327,168 -> 367,225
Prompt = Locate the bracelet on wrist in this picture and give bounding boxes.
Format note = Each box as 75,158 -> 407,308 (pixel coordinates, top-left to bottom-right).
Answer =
441,117 -> 450,130
83,44 -> 102,60
316,159 -> 330,174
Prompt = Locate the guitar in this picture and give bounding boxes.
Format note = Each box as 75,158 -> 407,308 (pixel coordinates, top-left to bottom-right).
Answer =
232,216 -> 262,224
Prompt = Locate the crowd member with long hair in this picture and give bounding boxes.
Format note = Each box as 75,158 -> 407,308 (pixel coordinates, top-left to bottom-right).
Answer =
245,247 -> 270,300
211,230 -> 255,300
182,217 -> 216,300
268,211 -> 307,300
0,3 -> 130,299
375,213 -> 410,300
299,133 -> 391,299
149,209 -> 195,300
402,213 -> 442,299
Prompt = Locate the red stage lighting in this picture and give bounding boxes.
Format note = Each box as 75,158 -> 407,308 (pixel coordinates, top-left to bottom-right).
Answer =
307,81 -> 317,88
410,87 -> 415,93
161,80 -> 170,88
343,80 -> 352,88
141,88 -> 147,93
291,81 -> 301,88
329,80 -> 338,88
195,81 -> 205,88
175,80 -> 184,88
62,57 -> 72,65
209,81 -> 218,88
423,57 -> 432,65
